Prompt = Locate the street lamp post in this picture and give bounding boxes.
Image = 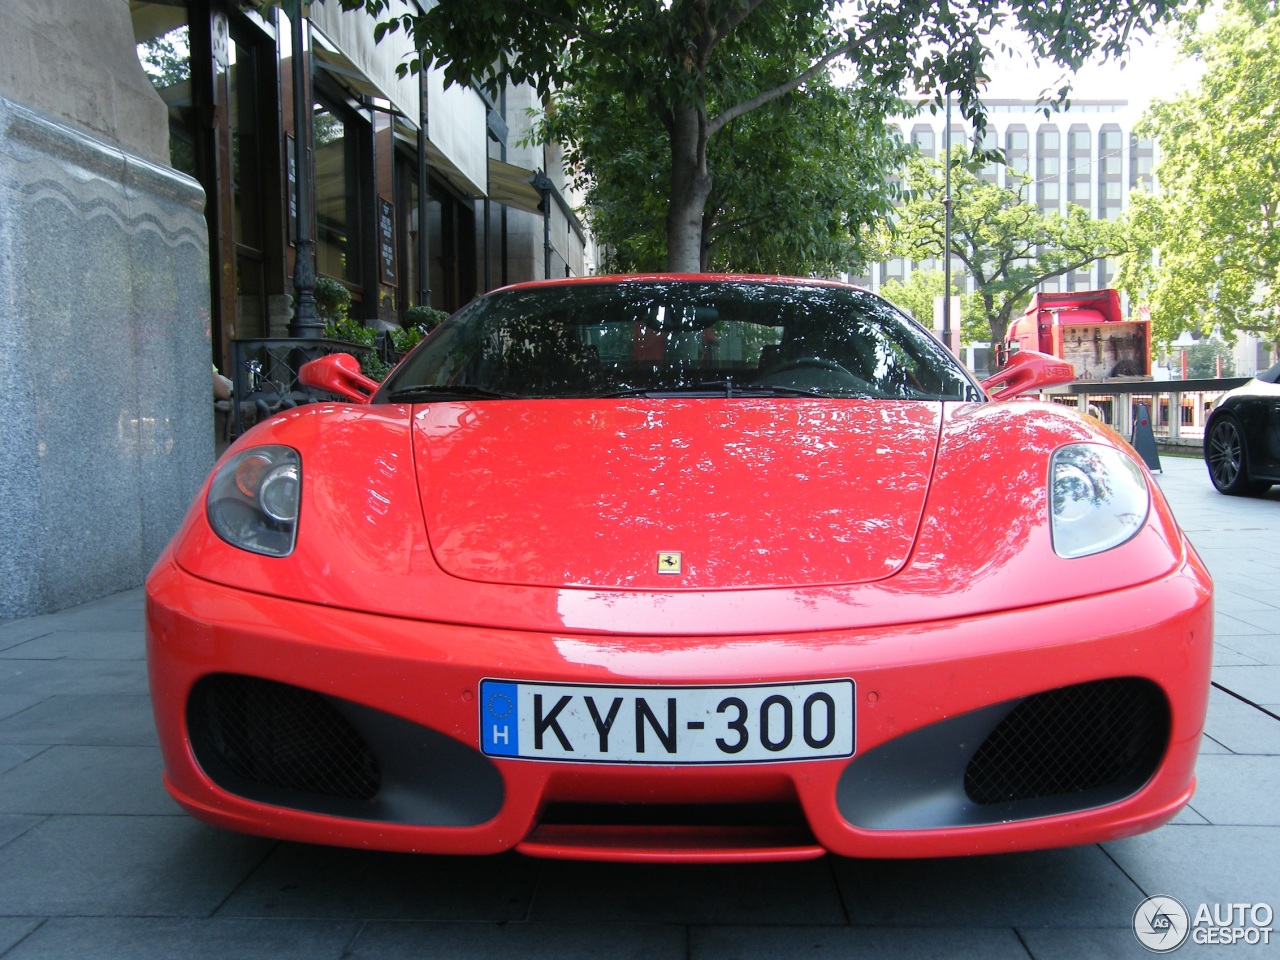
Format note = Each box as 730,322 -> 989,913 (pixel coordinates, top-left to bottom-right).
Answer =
942,89 -> 953,354
285,0 -> 323,338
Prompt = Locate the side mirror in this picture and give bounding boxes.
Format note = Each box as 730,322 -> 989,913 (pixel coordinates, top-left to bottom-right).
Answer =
980,350 -> 1074,401
299,353 -> 378,404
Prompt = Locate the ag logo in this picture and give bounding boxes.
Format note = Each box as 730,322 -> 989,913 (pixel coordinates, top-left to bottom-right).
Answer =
657,551 -> 682,574
1133,895 -> 1190,953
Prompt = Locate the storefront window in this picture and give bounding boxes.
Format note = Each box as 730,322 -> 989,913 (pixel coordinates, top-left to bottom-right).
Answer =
314,99 -> 359,283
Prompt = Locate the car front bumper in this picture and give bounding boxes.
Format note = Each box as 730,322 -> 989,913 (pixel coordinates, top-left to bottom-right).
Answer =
146,551 -> 1212,863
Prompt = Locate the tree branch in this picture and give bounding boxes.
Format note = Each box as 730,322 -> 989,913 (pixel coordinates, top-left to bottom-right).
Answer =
707,20 -> 895,137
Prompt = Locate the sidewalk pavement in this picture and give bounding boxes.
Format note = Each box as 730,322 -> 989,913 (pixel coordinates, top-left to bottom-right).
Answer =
0,453 -> 1276,959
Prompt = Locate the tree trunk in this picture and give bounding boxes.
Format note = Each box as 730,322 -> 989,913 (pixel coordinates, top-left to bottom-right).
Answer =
667,102 -> 713,273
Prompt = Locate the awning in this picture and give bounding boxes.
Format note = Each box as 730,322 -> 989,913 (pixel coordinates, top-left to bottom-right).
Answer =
309,1 -> 419,125
487,158 -> 544,215
487,160 -> 587,242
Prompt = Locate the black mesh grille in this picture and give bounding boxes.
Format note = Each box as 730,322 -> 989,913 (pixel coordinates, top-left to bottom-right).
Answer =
964,678 -> 1168,806
188,675 -> 380,802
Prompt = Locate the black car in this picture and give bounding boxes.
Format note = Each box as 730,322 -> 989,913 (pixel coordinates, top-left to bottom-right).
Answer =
1204,360 -> 1280,495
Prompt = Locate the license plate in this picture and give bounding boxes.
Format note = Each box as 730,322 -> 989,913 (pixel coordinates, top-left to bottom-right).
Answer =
479,678 -> 855,764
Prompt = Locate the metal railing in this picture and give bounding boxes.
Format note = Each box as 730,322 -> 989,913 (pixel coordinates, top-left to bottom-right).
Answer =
1038,377 -> 1249,448
226,337 -> 373,440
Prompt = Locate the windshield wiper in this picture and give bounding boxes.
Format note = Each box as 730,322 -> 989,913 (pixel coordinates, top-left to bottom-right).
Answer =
733,382 -> 840,398
385,384 -> 523,402
603,380 -> 845,399
601,380 -> 743,398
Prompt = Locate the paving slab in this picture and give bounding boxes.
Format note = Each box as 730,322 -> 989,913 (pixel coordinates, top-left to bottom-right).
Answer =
0,919 -> 42,956
1218,608 -> 1280,634
1186,755 -> 1280,825
3,918 -> 359,960
0,745 -> 47,778
830,844 -> 1143,928
1214,593 -> 1280,617
0,695 -> 156,746
1211,666 -> 1280,708
690,925 -> 1029,960
529,858 -> 847,926
1214,613 -> 1274,639
1201,687 -> 1280,755
0,815 -> 272,918
0,696 -> 46,724
348,921 -> 686,960
217,845 -> 537,922
1213,643 -> 1261,667
0,630 -> 145,661
0,660 -> 149,697
1216,634 -> 1280,666
6,607 -> 145,637
0,623 -> 52,653
1019,925 -> 1252,959
0,814 -> 43,848
1104,824 -> 1280,909
1170,805 -> 1210,825
0,746 -> 175,816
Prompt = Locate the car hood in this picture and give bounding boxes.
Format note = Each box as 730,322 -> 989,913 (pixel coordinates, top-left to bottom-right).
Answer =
411,399 -> 943,590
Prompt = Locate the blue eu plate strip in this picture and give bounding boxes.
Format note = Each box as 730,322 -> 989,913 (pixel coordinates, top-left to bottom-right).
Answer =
480,680 -> 519,756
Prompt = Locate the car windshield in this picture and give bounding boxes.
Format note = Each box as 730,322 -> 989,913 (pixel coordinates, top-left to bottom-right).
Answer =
378,279 -> 981,402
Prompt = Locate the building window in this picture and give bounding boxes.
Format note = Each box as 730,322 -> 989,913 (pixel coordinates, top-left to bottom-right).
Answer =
911,125 -> 935,157
313,96 -> 362,285
1130,135 -> 1155,190
977,128 -> 999,182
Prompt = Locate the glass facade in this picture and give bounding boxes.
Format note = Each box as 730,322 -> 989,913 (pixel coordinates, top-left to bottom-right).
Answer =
313,97 -> 359,283
131,0 -> 569,377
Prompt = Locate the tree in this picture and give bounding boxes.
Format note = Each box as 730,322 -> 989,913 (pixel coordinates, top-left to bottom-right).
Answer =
1114,0 -> 1280,346
343,0 -> 1189,273
1183,338 -> 1236,378
883,149 -> 1127,343
539,61 -> 907,274
877,269 -> 989,344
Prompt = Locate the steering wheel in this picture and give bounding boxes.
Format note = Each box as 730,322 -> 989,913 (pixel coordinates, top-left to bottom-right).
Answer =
756,355 -> 878,396
765,356 -> 851,377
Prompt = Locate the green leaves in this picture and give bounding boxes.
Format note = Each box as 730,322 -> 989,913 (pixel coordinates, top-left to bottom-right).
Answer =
1119,0 -> 1280,345
338,0 -> 1191,273
884,148 -> 1127,344
541,61 -> 905,275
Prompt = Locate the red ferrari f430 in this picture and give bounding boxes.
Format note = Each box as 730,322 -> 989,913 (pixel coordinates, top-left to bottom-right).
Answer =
147,276 -> 1212,863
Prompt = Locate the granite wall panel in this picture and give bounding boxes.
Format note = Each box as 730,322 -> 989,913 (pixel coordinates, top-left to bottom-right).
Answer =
0,97 -> 212,620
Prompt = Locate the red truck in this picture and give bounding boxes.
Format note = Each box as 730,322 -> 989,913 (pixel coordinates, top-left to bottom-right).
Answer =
1005,289 -> 1150,380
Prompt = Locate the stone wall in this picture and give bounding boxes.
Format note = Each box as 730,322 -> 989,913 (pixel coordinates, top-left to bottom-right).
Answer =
0,0 -> 212,619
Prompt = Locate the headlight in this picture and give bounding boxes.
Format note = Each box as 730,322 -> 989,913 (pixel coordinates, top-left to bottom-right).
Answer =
1049,443 -> 1149,559
206,445 -> 301,557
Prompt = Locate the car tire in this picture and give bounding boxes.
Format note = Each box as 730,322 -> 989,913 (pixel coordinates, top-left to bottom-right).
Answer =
1205,416 -> 1270,496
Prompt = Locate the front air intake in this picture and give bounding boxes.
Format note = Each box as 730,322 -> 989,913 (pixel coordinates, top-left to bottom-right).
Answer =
963,678 -> 1169,805
188,674 -> 381,802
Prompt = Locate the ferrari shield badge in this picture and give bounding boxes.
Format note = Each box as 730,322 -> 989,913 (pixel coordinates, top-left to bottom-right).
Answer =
657,551 -> 682,574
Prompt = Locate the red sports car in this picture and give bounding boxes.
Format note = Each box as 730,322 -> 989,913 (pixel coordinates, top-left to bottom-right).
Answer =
147,276 -> 1212,863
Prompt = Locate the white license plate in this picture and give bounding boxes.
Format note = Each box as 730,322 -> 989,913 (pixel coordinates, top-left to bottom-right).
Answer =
479,678 -> 855,764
